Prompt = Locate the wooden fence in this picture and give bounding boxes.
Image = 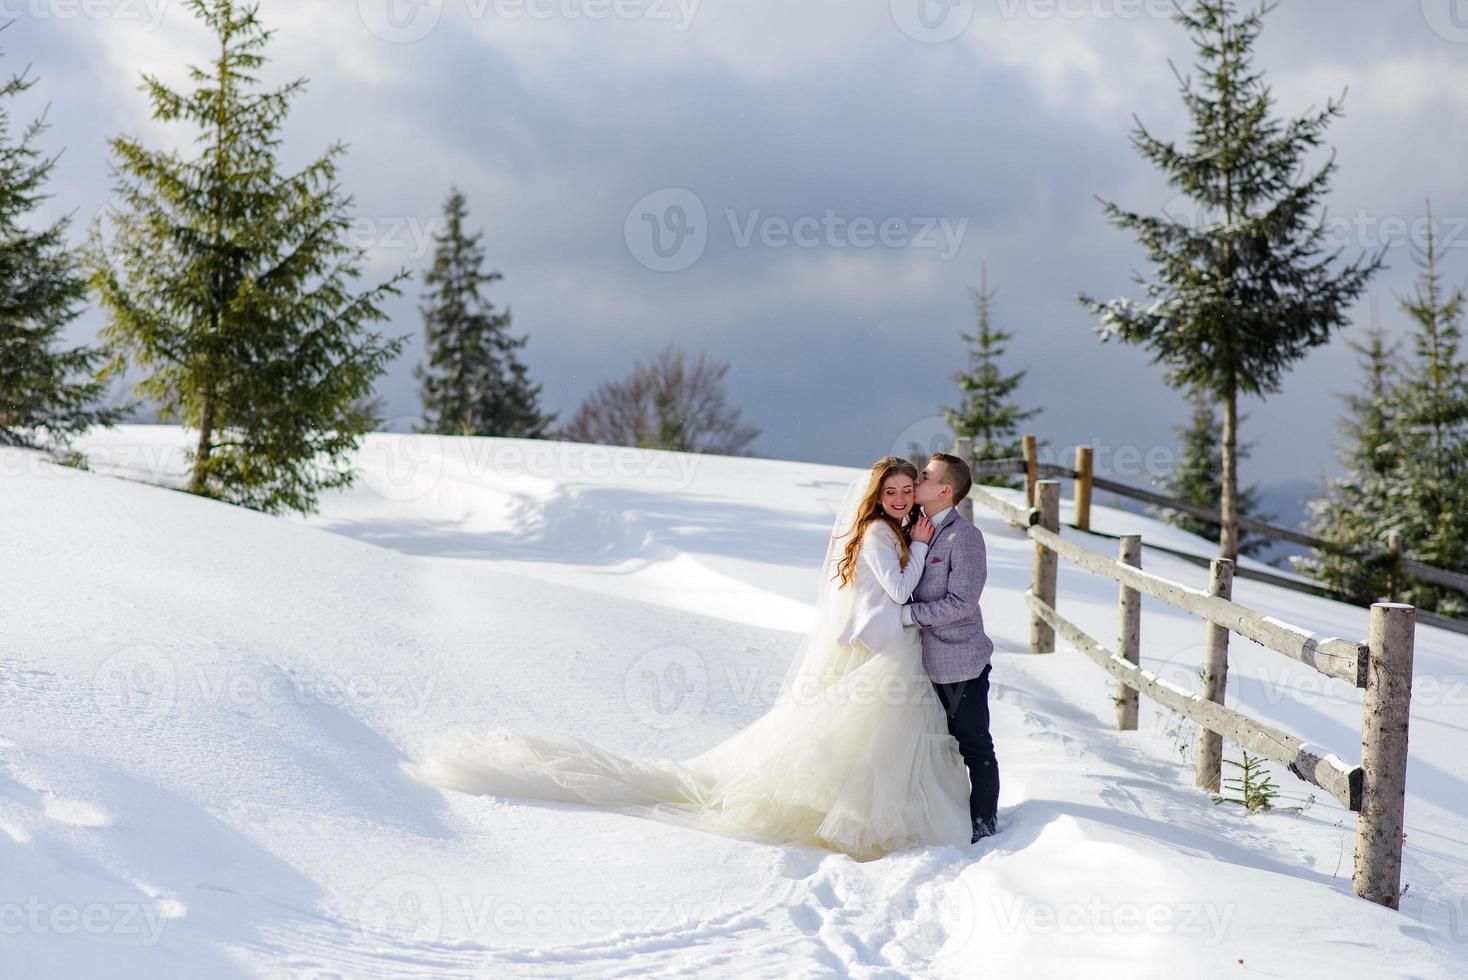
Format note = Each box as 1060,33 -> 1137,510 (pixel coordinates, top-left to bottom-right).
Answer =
956,435 -> 1468,637
958,440 -> 1416,910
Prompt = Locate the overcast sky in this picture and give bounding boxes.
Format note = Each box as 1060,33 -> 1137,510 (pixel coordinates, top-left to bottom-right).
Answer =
20,0 -> 1468,489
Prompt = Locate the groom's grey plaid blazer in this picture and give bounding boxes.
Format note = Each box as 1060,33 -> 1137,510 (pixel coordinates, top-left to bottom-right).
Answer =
905,507 -> 995,684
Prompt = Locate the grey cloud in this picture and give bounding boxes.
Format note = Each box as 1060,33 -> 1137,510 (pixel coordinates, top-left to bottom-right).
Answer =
25,0 -> 1468,488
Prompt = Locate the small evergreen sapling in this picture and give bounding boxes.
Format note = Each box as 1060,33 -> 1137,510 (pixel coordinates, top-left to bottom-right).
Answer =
1212,750 -> 1279,813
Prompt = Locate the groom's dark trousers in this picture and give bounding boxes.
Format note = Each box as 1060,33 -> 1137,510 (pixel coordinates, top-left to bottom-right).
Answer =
932,664 -> 999,827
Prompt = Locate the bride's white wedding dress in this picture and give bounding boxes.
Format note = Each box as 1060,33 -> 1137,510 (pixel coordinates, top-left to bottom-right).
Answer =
405,480 -> 972,860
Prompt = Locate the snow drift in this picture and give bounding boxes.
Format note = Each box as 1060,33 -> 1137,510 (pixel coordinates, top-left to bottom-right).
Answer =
2,425 -> 1465,977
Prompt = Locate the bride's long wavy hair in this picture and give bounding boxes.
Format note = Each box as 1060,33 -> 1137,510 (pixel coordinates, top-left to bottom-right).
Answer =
834,456 -> 919,589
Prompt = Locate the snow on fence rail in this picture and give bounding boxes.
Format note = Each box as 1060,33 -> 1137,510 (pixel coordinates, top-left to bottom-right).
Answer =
956,438 -> 1416,910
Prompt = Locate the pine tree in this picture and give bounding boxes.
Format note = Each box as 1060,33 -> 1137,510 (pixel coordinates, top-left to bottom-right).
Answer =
0,50 -> 124,450
414,188 -> 553,438
1388,205 -> 1468,616
1077,0 -> 1383,563
1292,302 -> 1404,603
944,263 -> 1040,490
1152,386 -> 1272,556
88,0 -> 408,515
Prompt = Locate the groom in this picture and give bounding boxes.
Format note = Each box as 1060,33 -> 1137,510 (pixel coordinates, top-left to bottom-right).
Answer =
902,452 -> 1000,844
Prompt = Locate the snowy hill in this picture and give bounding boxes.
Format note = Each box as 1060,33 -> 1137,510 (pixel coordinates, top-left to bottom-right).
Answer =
4,425 -> 1466,978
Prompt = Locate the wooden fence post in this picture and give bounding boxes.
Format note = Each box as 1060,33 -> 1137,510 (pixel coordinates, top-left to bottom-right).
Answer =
1354,601 -> 1416,909
1116,534 -> 1141,731
953,436 -> 974,522
1074,445 -> 1093,532
1022,433 -> 1038,507
1030,480 -> 1060,653
1195,558 -> 1235,791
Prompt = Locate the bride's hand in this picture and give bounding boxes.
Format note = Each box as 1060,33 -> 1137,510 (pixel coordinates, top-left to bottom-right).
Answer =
911,514 -> 935,544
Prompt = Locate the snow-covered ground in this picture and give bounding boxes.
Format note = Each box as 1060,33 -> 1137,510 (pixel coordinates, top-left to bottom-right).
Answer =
4,424 -> 1466,978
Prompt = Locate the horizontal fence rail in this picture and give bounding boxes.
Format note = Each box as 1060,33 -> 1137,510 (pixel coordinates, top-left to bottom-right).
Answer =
961,445 -> 1416,911
1400,558 -> 1468,595
1073,524 -> 1468,638
1027,522 -> 1369,687
968,483 -> 1037,530
1022,590 -> 1362,809
969,439 -> 1468,623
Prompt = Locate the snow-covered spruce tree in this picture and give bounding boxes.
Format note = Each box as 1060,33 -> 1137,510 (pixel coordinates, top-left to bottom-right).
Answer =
414,187 -> 553,438
1291,310 -> 1403,603
944,263 -> 1040,490
1077,0 -> 1383,563
1152,386 -> 1272,557
0,53 -> 124,451
1387,207 -> 1468,616
88,0 -> 408,515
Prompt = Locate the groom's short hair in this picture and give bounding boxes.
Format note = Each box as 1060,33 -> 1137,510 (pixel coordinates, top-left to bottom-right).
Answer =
929,453 -> 973,506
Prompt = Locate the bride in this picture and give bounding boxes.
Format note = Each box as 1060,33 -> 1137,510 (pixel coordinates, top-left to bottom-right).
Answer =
404,456 -> 973,859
